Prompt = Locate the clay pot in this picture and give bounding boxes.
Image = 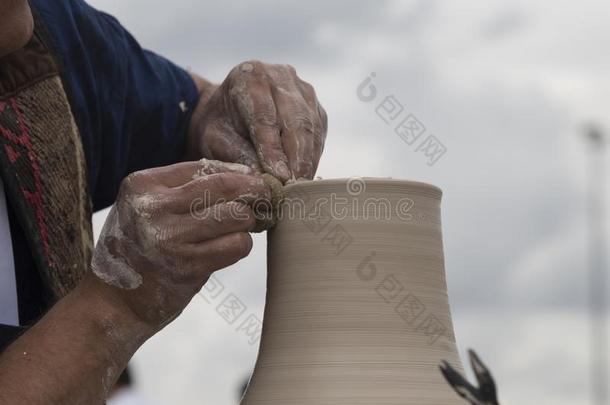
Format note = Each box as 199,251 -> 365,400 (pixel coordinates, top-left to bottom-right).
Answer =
242,178 -> 464,404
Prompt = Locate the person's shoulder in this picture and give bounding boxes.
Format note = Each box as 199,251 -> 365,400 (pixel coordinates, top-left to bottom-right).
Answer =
31,0 -> 87,19
30,0 -> 121,31
30,0 -> 129,61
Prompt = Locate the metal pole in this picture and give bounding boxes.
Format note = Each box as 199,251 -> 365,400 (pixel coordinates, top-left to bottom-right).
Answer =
585,126 -> 608,405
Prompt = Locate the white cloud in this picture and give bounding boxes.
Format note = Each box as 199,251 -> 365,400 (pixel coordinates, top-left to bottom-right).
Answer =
87,0 -> 610,403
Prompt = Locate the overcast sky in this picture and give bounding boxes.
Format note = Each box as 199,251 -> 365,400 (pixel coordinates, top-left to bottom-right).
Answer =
89,0 -> 610,404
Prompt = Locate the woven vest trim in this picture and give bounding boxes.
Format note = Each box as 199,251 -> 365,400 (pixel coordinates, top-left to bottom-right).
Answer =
0,24 -> 94,300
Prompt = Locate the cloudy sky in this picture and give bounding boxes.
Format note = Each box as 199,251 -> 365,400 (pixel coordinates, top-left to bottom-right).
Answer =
89,0 -> 610,404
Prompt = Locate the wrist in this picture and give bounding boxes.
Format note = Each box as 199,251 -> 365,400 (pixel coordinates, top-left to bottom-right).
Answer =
74,274 -> 153,349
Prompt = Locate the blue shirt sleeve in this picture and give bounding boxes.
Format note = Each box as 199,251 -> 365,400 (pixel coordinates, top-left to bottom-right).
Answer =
31,0 -> 200,211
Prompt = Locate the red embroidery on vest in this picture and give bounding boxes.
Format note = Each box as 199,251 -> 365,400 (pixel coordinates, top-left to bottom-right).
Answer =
0,99 -> 51,263
4,144 -> 20,163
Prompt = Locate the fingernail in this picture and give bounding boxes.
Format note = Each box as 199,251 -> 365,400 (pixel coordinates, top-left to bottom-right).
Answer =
275,161 -> 291,181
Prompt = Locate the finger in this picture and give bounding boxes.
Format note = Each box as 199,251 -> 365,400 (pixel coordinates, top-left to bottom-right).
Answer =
199,121 -> 262,171
235,79 -> 291,182
312,101 -> 328,175
200,231 -> 253,273
125,160 -> 253,191
284,71 -> 326,177
273,90 -> 315,179
157,202 -> 256,244
296,77 -> 318,110
123,163 -> 198,193
189,232 -> 254,275
168,172 -> 271,214
193,158 -> 256,178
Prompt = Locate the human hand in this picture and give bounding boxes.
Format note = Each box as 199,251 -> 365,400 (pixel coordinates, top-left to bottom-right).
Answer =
188,61 -> 327,183
90,159 -> 270,333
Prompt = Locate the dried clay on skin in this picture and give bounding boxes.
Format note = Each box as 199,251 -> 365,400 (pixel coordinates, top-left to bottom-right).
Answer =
253,173 -> 285,232
91,206 -> 143,290
92,193 -> 173,290
192,158 -> 253,180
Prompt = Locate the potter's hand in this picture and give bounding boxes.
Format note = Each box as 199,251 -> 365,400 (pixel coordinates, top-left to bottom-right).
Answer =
91,159 -> 270,333
188,61 -> 328,183
439,349 -> 500,405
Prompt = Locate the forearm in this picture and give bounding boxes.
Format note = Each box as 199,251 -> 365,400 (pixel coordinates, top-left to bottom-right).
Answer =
0,274 -> 151,405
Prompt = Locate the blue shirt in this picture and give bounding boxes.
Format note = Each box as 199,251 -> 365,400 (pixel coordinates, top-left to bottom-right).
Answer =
0,0 -> 200,351
32,0 -> 199,211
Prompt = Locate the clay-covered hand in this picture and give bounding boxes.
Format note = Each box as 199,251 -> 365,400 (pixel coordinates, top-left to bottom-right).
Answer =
439,349 -> 500,405
188,61 -> 328,183
90,159 -> 270,333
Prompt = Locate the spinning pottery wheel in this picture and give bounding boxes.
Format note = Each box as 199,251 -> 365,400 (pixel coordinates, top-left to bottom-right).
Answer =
242,178 -> 464,404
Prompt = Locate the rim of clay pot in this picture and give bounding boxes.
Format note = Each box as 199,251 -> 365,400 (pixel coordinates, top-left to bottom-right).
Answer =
284,177 -> 443,199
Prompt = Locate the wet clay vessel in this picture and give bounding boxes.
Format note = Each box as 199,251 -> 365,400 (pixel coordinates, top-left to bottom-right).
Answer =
242,178 -> 464,404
